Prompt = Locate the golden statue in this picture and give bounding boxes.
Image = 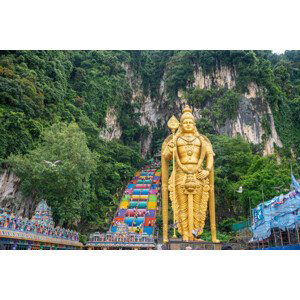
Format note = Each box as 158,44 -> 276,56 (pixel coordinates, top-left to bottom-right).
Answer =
161,105 -> 219,243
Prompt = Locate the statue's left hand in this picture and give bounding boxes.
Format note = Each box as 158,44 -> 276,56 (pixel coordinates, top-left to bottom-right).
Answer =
197,170 -> 209,180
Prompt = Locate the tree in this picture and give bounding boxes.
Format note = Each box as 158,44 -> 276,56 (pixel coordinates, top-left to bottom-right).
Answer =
8,122 -> 96,227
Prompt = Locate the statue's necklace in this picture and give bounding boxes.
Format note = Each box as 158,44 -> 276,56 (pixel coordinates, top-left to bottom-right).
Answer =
181,136 -> 197,156
175,135 -> 204,174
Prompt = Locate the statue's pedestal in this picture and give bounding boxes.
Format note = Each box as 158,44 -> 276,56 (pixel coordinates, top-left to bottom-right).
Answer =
168,238 -> 222,250
169,238 -> 182,250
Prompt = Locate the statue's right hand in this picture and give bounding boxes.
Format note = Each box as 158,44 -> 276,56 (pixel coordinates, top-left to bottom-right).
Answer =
197,170 -> 209,180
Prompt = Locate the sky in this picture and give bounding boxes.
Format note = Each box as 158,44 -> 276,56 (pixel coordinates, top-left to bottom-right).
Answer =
272,49 -> 285,54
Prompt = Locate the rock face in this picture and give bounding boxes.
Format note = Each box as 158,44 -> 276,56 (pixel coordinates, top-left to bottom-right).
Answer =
123,63 -> 283,156
99,107 -> 122,141
0,62 -> 284,216
0,169 -> 38,217
124,63 -> 169,156
218,83 -> 283,155
263,104 -> 283,155
218,96 -> 283,155
193,65 -> 237,90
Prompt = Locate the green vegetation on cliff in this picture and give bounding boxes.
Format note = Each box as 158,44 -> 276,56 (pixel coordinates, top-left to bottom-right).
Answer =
1,50 -> 300,236
0,50 -> 146,234
163,50 -> 300,156
208,134 -> 299,220
8,122 -> 144,233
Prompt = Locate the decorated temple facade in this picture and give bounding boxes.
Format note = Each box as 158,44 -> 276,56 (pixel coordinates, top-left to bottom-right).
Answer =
0,200 -> 82,250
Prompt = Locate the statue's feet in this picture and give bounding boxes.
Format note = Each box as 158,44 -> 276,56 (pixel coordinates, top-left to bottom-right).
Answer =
183,235 -> 189,242
212,238 -> 220,243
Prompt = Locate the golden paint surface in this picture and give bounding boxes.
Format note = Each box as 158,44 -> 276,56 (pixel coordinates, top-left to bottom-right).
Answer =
161,105 -> 219,243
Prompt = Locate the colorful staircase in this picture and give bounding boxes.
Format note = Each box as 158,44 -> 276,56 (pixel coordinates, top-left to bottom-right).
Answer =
87,164 -> 161,249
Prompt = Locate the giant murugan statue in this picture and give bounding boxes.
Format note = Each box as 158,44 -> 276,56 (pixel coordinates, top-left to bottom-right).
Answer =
161,105 -> 219,243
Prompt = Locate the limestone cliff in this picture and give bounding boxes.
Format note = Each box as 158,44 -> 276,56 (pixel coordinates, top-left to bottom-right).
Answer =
218,83 -> 283,155
0,169 -> 37,217
123,63 -> 168,156
122,63 -> 283,156
193,65 -> 237,90
1,63 -> 283,212
99,107 -> 122,141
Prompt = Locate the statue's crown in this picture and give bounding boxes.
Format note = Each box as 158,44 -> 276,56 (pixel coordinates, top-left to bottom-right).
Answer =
182,105 -> 192,114
180,105 -> 194,122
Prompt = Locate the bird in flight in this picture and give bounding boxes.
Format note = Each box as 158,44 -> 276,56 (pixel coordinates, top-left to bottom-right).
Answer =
44,160 -> 62,167
236,186 -> 243,193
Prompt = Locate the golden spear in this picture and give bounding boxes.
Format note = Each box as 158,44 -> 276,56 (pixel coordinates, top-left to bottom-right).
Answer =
167,115 -> 179,239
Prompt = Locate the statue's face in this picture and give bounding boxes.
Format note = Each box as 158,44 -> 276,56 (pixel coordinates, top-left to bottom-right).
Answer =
182,118 -> 195,133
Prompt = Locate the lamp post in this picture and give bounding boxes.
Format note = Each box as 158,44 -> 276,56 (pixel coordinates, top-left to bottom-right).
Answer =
236,185 -> 243,214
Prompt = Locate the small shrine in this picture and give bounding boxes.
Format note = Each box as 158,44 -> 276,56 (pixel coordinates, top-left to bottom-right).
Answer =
31,200 -> 55,227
